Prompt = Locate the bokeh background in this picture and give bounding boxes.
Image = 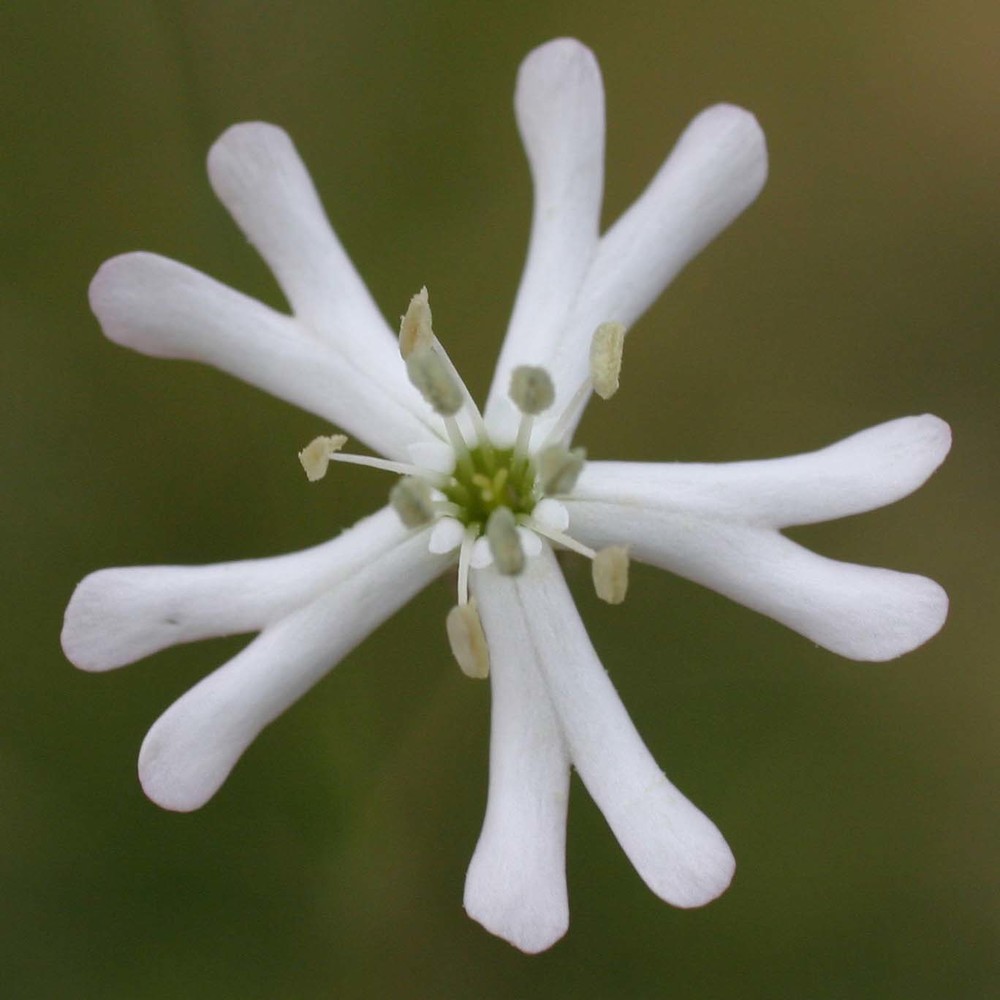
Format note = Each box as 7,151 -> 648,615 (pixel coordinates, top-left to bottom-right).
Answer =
2,2 -> 997,997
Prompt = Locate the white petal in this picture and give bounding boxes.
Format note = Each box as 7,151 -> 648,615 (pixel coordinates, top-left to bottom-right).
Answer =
138,531 -> 449,812
497,548 -> 736,908
567,494 -> 948,661
482,397 -> 518,449
470,537 -> 493,568
579,103 -> 766,329
485,39 -> 604,424
518,527 -> 543,558
571,416 -> 951,528
535,104 -> 767,436
465,571 -> 571,953
428,516 -> 465,554
208,123 -> 399,362
61,508 -> 408,672
90,253 -> 433,460
407,439 -> 455,474
532,498 -> 570,533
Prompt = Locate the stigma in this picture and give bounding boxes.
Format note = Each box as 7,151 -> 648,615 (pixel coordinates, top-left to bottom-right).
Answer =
298,289 -> 631,677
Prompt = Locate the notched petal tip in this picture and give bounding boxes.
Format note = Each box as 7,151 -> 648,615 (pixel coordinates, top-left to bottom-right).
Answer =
605,774 -> 737,910
61,570 -> 141,672
851,572 -> 949,663
666,841 -> 737,910
905,413 -> 952,469
611,776 -> 736,909
138,726 -> 223,813
88,251 -> 232,362
519,36 -> 598,83
685,101 -> 769,198
88,251 -> 154,347
464,892 -> 569,954
206,120 -> 293,189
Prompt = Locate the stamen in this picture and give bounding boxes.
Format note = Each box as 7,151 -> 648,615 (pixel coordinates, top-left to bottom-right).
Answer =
398,287 -> 434,358
542,320 -> 628,448
456,523 -> 478,605
590,321 -> 626,400
509,366 -> 555,415
446,599 -> 490,679
428,337 -> 492,459
299,435 -> 450,486
398,288 -> 492,460
389,477 -> 436,527
536,444 -> 586,495
592,545 -> 630,604
442,416 -> 476,479
327,452 -> 449,483
526,519 -> 596,560
486,507 -> 524,575
406,346 -> 464,416
510,365 -> 555,464
298,434 -> 348,481
404,331 -> 486,479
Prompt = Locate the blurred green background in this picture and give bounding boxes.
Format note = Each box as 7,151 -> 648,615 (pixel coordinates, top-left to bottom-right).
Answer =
2,2 -> 997,997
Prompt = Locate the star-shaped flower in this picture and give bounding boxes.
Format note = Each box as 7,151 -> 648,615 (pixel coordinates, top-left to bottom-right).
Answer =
62,39 -> 949,953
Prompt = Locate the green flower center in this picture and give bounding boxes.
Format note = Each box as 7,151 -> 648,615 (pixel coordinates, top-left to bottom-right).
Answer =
443,445 -> 537,526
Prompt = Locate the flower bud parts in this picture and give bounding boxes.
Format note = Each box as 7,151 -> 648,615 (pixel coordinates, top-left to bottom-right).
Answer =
389,476 -> 436,527
298,434 -> 348,482
509,365 -> 555,415
590,321 -> 626,400
406,346 -> 464,416
446,600 -> 490,679
486,506 -> 525,575
399,286 -> 434,359
592,545 -> 629,604
536,444 -> 586,495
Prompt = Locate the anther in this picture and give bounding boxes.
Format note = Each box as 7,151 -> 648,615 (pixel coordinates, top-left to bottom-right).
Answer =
540,321 -> 626,449
399,286 -> 434,358
298,434 -> 348,482
510,365 -> 555,462
486,507 -> 525,575
446,599 -> 490,679
406,346 -> 464,416
590,322 -> 626,400
592,545 -> 630,604
536,444 -> 586,495
509,366 -> 555,415
389,476 -> 436,528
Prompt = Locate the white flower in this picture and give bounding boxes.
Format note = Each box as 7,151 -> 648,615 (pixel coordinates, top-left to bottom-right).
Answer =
61,38 -> 950,953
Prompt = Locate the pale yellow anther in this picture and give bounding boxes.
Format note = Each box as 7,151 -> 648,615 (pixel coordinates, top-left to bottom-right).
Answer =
472,468 -> 509,505
589,322 -> 626,400
486,507 -> 524,575
509,365 -> 555,415
399,286 -> 434,359
389,476 -> 436,527
537,444 -> 586,495
592,545 -> 629,604
406,346 -> 464,416
446,599 -> 490,679
298,434 -> 348,482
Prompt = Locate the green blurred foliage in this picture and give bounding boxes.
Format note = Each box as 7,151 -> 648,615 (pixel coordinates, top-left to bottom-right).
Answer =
1,1 -> 997,997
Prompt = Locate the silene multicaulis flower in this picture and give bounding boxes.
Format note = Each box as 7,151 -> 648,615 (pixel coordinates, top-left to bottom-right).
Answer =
62,38 -> 950,952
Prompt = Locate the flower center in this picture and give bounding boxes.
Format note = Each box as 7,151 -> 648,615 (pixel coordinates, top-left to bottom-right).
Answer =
445,446 -> 537,527
298,288 -> 632,679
